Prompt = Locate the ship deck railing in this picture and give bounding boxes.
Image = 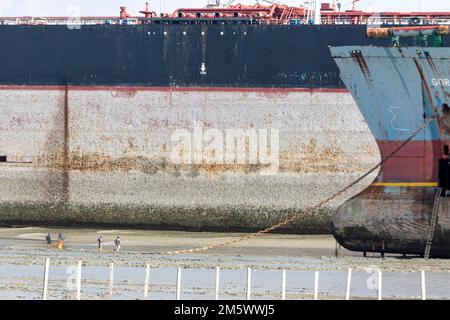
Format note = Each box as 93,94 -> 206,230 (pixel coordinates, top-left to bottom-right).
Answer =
0,16 -> 449,26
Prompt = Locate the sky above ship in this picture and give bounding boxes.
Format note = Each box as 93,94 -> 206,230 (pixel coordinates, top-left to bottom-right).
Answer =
0,0 -> 449,16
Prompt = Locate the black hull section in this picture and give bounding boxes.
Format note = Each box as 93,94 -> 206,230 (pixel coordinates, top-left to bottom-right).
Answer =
333,187 -> 450,258
0,24 -> 441,88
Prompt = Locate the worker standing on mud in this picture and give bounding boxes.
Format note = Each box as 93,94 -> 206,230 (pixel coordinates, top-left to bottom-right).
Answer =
97,235 -> 103,252
46,233 -> 52,249
114,236 -> 121,253
57,232 -> 66,250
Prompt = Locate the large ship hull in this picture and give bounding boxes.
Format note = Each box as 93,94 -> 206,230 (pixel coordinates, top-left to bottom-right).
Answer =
0,86 -> 377,231
0,24 -> 389,87
2,24 -> 446,231
331,46 -> 450,256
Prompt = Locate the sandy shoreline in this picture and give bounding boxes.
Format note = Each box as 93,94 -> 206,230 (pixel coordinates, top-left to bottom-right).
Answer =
1,226 -> 450,271
1,227 -> 450,300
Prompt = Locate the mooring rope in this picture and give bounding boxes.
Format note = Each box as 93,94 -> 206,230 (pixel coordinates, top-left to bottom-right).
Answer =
158,107 -> 443,256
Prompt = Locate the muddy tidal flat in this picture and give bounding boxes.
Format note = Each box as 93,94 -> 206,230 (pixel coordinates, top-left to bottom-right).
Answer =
0,227 -> 450,300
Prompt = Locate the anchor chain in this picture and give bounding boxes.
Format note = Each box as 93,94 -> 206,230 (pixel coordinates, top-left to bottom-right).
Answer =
157,107 -> 444,256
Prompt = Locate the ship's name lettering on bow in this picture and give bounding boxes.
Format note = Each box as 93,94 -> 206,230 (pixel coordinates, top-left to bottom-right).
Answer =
431,78 -> 450,87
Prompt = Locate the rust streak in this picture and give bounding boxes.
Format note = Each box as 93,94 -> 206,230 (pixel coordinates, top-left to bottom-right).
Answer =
62,84 -> 70,204
350,51 -> 371,81
424,51 -> 439,75
413,58 -> 434,110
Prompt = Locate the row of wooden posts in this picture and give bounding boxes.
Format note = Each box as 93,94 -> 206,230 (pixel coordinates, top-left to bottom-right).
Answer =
41,258 -> 429,300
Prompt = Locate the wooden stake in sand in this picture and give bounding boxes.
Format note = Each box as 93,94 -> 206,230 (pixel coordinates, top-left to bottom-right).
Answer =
76,261 -> 82,300
144,264 -> 150,300
215,267 -> 220,300
176,268 -> 182,300
345,268 -> 352,300
42,258 -> 50,300
246,267 -> 252,300
109,263 -> 114,299
421,270 -> 427,300
314,271 -> 319,300
377,270 -> 382,301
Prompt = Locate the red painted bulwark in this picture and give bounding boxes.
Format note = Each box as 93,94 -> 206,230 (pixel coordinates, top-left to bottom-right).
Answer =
0,85 -> 348,93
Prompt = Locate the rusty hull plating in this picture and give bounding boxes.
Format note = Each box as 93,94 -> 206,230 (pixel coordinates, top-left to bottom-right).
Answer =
331,46 -> 450,257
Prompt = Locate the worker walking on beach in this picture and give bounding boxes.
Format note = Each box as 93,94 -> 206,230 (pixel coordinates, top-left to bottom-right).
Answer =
114,236 -> 121,254
57,232 -> 66,250
45,233 -> 52,249
97,235 -> 103,252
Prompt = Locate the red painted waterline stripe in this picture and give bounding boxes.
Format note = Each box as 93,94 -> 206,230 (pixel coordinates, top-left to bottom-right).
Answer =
0,85 -> 349,93
376,140 -> 442,183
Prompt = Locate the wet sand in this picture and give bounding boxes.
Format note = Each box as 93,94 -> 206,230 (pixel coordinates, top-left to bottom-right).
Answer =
0,226 -> 344,257
1,227 -> 450,300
